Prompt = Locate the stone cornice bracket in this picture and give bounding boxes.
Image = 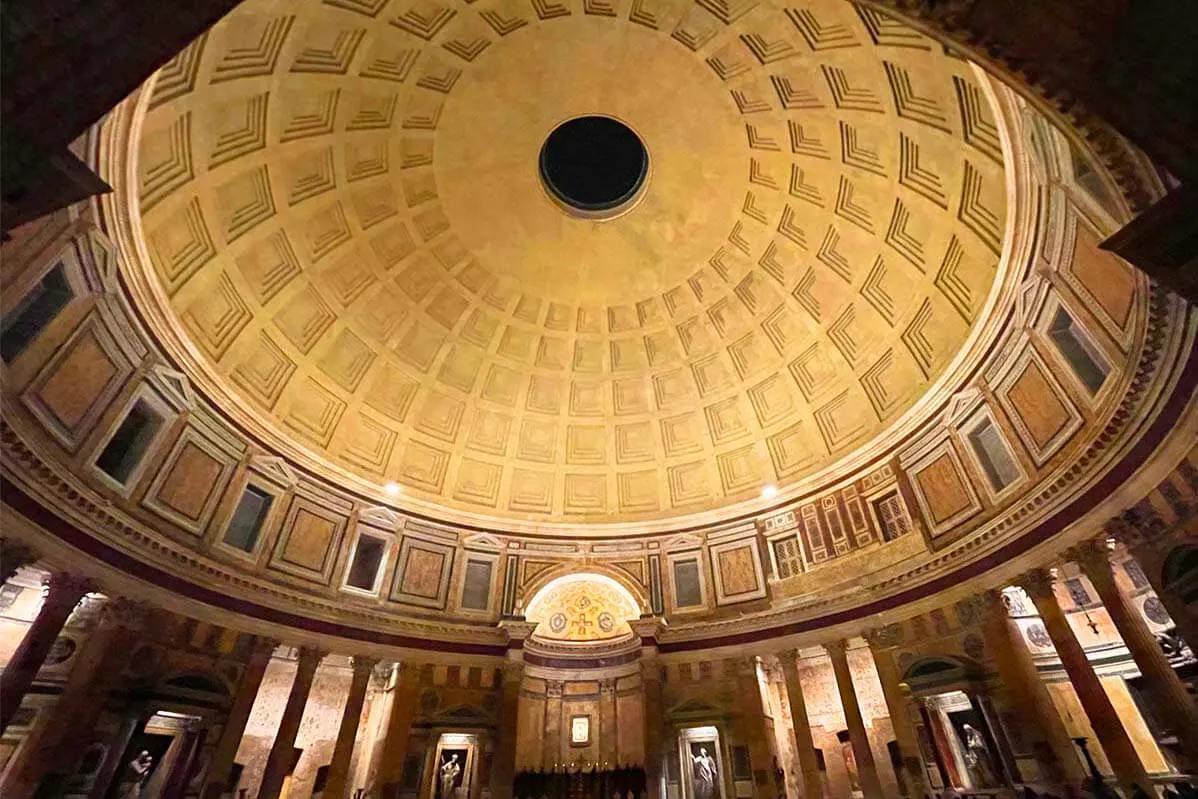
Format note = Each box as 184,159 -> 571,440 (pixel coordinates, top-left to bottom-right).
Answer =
499,619 -> 537,646
352,655 -> 381,677
1015,566 -> 1056,601
629,615 -> 664,642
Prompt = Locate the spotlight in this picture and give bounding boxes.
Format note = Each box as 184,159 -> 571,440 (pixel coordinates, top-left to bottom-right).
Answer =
761,484 -> 778,500
383,482 -> 401,497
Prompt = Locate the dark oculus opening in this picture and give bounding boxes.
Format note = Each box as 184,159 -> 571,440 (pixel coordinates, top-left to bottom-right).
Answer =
539,116 -> 647,212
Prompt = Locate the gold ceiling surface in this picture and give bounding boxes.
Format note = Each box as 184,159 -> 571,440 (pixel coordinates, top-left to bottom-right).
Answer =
135,0 -> 1007,523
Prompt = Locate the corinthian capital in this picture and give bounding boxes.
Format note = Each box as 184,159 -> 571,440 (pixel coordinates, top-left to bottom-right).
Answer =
823,638 -> 849,659
1015,567 -> 1057,600
352,655 -> 381,677
296,646 -> 328,671
1105,505 -> 1169,549
863,623 -> 903,650
0,539 -> 40,581
1065,538 -> 1115,578
44,571 -> 97,600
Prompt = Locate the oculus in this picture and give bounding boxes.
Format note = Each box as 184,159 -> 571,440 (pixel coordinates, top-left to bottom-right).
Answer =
539,115 -> 648,218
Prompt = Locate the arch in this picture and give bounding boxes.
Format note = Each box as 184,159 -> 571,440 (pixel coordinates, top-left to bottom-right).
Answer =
519,563 -> 649,616
1161,544 -> 1198,603
525,572 -> 642,642
901,655 -> 985,694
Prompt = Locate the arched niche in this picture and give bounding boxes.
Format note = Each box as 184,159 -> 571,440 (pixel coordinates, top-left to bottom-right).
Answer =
524,573 -> 642,642
901,655 -> 986,696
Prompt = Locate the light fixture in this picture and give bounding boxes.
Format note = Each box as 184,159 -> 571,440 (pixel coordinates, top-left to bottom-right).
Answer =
760,484 -> 778,500
383,482 -> 401,497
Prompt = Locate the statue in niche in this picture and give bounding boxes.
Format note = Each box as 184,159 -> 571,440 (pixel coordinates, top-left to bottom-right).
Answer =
690,745 -> 717,799
960,724 -> 998,787
440,753 -> 463,799
118,750 -> 154,798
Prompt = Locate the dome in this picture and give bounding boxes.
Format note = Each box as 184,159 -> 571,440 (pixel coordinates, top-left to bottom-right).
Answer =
128,0 -> 1009,527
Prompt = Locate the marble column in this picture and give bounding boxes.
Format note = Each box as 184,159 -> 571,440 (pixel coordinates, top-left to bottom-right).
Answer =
1107,510 -> 1198,652
974,590 -> 1082,788
861,632 -> 929,799
163,719 -> 206,799
778,649 -> 823,799
733,657 -> 777,798
634,616 -> 666,799
1017,568 -> 1153,795
824,639 -> 884,799
0,570 -> 93,732
376,662 -> 421,798
495,620 -> 533,799
543,680 -> 564,770
258,646 -> 327,799
0,596 -> 150,797
201,635 -> 278,799
0,538 -> 39,584
493,661 -> 524,798
599,678 -> 618,767
1073,539 -> 1198,764
324,655 -> 380,799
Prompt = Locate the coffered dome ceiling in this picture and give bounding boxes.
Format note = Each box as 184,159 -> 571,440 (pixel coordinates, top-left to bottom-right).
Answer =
132,0 -> 1009,524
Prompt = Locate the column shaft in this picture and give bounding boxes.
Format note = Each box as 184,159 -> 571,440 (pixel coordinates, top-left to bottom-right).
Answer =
492,660 -> 524,799
376,663 -> 421,798
543,681 -> 564,770
325,656 -> 379,799
0,597 -> 148,797
642,660 -> 664,799
200,636 -> 278,799
778,652 -> 822,799
824,640 -> 884,799
1018,568 -> 1152,795
258,646 -> 326,799
978,590 -> 1084,787
0,571 -> 92,732
1108,514 -> 1198,654
733,659 -> 776,798
163,724 -> 205,799
862,637 -> 929,798
599,678 -> 618,767
1077,543 -> 1198,765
